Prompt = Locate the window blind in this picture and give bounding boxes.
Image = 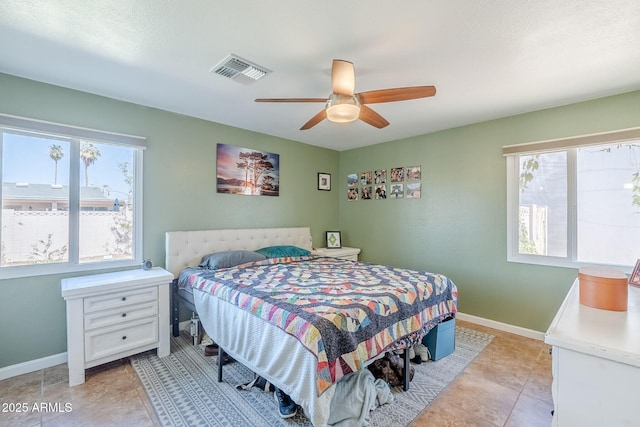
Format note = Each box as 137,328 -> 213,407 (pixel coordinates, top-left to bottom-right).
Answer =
0,113 -> 147,148
502,127 -> 640,156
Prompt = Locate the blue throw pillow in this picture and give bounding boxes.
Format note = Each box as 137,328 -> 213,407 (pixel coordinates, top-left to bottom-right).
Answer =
254,245 -> 310,258
199,250 -> 266,269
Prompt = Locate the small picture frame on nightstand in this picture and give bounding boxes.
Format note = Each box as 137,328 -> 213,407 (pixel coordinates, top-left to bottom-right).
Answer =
326,231 -> 342,249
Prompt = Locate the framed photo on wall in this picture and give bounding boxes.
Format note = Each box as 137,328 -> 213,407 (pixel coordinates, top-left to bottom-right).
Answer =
630,259 -> 640,287
216,143 -> 280,196
347,173 -> 358,188
326,231 -> 342,249
318,172 -> 331,191
406,165 -> 421,181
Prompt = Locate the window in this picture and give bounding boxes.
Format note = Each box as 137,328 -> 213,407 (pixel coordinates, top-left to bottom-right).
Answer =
0,114 -> 145,279
505,128 -> 640,270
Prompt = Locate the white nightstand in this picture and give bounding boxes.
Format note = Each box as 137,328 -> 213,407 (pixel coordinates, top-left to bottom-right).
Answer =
312,247 -> 361,261
61,267 -> 173,386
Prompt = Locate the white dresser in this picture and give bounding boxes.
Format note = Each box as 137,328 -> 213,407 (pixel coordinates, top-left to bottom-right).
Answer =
312,247 -> 361,261
545,279 -> 640,426
61,267 -> 173,386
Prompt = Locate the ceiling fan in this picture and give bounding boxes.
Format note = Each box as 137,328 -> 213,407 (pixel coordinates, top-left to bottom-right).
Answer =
255,59 -> 436,130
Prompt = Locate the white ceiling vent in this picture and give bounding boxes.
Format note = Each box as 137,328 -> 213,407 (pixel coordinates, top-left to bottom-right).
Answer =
210,54 -> 271,85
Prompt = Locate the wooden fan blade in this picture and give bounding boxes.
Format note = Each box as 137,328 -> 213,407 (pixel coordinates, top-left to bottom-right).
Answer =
359,105 -> 390,129
300,109 -> 327,130
331,60 -> 355,96
357,86 -> 436,104
255,98 -> 327,103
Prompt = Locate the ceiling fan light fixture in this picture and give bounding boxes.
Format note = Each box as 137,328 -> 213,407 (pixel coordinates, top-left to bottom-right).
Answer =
256,59 -> 436,130
326,93 -> 360,123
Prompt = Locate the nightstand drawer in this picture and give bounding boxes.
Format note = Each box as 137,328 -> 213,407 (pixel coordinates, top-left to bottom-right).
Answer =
312,247 -> 361,261
84,301 -> 158,330
85,317 -> 158,362
84,287 -> 157,313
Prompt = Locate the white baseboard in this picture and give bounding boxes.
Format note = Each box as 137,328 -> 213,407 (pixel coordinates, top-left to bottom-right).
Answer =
0,315 -> 543,382
182,314 -> 546,341
0,352 -> 67,381
456,312 -> 545,341
2,319 -> 193,382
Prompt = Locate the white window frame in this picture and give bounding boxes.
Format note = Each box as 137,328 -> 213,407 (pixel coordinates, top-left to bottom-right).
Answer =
0,114 -> 146,279
505,127 -> 640,273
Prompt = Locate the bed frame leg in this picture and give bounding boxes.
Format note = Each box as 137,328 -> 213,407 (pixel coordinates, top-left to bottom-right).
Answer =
171,279 -> 180,337
217,347 -> 225,382
403,346 -> 411,391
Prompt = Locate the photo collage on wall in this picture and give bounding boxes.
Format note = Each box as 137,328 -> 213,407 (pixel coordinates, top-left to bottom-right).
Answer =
347,166 -> 421,201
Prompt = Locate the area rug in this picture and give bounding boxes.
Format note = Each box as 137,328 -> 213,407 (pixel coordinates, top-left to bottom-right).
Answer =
131,327 -> 493,427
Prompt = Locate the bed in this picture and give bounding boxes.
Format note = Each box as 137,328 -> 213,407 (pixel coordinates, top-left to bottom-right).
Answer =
165,227 -> 457,427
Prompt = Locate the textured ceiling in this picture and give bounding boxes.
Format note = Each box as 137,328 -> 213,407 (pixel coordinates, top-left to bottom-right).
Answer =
1,0 -> 639,151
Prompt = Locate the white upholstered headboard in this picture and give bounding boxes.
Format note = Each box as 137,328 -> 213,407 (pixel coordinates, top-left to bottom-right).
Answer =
165,227 -> 312,277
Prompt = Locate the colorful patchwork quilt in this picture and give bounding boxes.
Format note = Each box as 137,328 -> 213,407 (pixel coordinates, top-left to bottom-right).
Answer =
187,256 -> 457,394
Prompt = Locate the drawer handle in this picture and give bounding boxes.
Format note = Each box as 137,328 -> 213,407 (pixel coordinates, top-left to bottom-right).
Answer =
121,297 -> 127,301
121,313 -> 127,318
122,336 -> 127,340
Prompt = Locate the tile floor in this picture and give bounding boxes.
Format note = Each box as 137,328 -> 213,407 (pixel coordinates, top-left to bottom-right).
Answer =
0,320 -> 553,427
410,320 -> 554,427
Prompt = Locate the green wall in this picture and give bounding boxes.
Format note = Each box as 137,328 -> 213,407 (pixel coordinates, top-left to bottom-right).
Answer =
339,90 -> 640,332
0,73 -> 339,368
1,71 -> 639,369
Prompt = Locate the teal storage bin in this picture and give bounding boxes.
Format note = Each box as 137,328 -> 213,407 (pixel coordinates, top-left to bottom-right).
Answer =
423,316 -> 456,360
